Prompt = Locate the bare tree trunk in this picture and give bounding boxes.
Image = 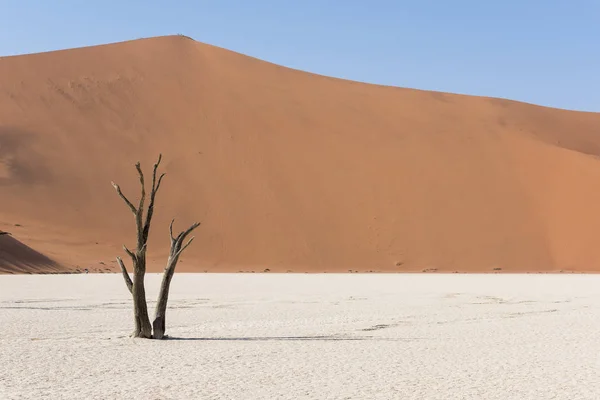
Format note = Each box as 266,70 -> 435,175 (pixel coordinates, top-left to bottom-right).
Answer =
133,259 -> 152,338
153,220 -> 200,339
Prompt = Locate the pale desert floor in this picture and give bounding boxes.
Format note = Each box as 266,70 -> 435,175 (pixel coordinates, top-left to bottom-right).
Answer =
1,274 -> 600,399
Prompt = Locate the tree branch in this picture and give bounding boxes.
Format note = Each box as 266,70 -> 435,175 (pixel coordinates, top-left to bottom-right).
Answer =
135,162 -> 146,217
177,222 -> 201,246
112,182 -> 137,215
169,219 -> 175,243
171,222 -> 201,259
116,257 -> 133,294
142,155 -> 165,240
151,154 -> 162,191
165,222 -> 200,272
155,173 -> 166,194
123,245 -> 137,263
175,237 -> 195,258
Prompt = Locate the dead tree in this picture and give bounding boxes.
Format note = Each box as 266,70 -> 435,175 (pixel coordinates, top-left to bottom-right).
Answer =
112,154 -> 199,339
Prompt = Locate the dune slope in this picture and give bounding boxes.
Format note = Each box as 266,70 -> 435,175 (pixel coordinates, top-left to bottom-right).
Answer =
0,35 -> 599,273
0,234 -> 62,273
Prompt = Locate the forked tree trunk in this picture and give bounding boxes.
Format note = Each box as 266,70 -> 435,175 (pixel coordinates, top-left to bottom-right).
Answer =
113,155 -> 199,339
152,268 -> 172,339
153,220 -> 200,339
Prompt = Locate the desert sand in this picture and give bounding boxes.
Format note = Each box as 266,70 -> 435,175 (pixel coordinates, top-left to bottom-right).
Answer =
1,35 -> 600,273
1,274 -> 599,399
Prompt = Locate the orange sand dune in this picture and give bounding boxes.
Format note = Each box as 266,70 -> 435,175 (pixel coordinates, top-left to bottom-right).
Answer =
1,35 -> 600,273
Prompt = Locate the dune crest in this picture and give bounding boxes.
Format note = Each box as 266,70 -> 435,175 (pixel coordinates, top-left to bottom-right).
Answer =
1,35 -> 600,273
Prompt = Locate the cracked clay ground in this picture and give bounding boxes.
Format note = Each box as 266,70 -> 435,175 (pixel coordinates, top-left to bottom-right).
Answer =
1,274 -> 600,399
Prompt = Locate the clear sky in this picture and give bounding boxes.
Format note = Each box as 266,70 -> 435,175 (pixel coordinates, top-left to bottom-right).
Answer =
1,1 -> 599,111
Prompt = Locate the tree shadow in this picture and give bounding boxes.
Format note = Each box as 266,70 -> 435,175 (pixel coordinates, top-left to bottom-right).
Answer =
165,335 -> 412,342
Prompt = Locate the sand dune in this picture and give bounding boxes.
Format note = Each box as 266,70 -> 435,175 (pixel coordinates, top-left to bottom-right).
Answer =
0,35 -> 599,273
0,234 -> 62,273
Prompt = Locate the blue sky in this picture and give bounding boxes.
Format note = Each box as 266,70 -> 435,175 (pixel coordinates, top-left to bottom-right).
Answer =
1,1 -> 599,111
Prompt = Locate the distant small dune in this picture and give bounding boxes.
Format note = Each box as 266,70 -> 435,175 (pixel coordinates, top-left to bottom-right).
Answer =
0,234 -> 62,273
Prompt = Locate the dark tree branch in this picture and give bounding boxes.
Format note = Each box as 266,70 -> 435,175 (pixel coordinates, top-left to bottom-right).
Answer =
134,162 -> 146,252
175,237 -> 195,258
135,162 -> 146,218
155,173 -> 166,193
111,182 -> 137,215
123,245 -> 137,263
142,155 -> 165,241
169,222 -> 200,261
169,219 -> 175,243
176,223 -> 201,247
150,154 -> 162,192
116,257 -> 133,294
